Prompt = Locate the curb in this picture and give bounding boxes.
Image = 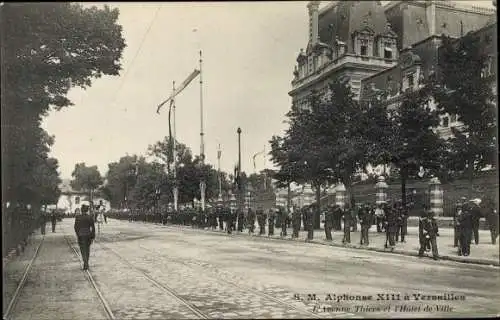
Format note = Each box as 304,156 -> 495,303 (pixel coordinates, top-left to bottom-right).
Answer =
155,222 -> 500,267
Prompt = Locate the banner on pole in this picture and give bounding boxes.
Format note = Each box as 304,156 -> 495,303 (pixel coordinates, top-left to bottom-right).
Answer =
156,69 -> 201,114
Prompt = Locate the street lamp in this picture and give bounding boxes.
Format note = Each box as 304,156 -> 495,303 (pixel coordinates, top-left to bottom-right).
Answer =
375,175 -> 388,205
237,127 -> 242,211
429,177 -> 443,216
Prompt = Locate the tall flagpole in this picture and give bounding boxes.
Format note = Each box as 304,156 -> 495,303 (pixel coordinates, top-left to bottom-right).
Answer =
199,49 -> 206,212
172,80 -> 179,211
217,144 -> 222,197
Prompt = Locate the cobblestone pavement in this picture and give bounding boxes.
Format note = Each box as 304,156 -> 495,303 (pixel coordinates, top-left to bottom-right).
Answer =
3,233 -> 43,315
4,231 -> 108,320
156,221 -> 499,265
95,220 -> 500,318
4,219 -> 499,319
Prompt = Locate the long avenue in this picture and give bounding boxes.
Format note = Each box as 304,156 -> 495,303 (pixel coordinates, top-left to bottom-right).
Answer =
3,219 -> 499,319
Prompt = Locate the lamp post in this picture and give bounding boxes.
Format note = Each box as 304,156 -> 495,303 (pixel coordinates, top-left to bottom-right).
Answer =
429,177 -> 443,216
237,127 -> 242,212
375,176 -> 389,206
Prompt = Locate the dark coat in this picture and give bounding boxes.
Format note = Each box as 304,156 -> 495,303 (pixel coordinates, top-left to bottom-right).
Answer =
74,214 -> 96,239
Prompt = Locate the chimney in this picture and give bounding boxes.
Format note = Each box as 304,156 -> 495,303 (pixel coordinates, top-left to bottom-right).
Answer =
307,1 -> 321,45
426,0 -> 436,36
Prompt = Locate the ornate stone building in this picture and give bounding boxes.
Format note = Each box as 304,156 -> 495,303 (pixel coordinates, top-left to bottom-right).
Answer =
290,1 -> 497,139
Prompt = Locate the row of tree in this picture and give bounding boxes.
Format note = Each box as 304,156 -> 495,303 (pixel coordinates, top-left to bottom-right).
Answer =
2,3 -> 126,210
269,32 -> 496,228
70,135 -> 275,211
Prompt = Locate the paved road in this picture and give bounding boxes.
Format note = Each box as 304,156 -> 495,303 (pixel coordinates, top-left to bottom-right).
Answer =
4,219 -> 500,319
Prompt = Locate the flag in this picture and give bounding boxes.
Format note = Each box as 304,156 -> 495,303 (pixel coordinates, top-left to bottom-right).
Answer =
217,145 -> 221,160
156,69 -> 201,114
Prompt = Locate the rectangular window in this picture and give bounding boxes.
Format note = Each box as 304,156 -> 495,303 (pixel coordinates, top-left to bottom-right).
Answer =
384,47 -> 393,59
442,117 -> 449,127
408,74 -> 414,87
361,45 -> 368,56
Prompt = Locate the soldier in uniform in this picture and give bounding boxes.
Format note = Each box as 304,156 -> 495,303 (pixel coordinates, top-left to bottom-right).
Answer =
74,204 -> 96,270
302,207 -> 307,231
256,207 -> 265,235
279,207 -> 287,237
375,204 -> 385,233
358,203 -> 373,246
395,200 -> 409,242
324,204 -> 334,241
453,198 -> 465,247
418,207 -> 439,260
247,208 -> 256,234
236,208 -> 244,232
268,209 -> 276,236
351,203 -> 358,232
216,205 -> 224,230
292,207 -> 301,238
458,202 -> 473,256
470,199 -> 482,245
384,203 -> 397,250
275,207 -> 283,235
486,206 -> 499,245
342,205 -> 351,244
333,205 -> 342,231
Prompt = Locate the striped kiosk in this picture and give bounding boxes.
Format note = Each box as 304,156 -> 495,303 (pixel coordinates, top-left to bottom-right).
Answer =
429,177 -> 443,216
375,176 -> 388,205
335,182 -> 346,209
229,194 -> 237,213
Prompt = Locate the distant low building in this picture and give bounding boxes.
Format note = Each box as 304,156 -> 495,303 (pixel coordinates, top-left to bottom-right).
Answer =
56,179 -> 110,214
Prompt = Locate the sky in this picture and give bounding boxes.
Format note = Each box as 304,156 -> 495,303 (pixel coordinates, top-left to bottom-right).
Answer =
41,1 -> 495,180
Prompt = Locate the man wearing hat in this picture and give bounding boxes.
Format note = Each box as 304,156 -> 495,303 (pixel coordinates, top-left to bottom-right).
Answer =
418,206 -> 439,260
470,199 -> 482,245
454,197 -> 467,247
74,204 -> 96,270
268,208 -> 276,236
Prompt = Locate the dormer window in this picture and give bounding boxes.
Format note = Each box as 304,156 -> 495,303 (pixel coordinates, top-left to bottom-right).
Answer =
384,47 -> 393,59
361,45 -> 368,56
408,74 -> 414,87
442,117 -> 449,127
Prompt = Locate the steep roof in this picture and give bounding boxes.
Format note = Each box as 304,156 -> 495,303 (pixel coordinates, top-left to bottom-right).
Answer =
59,179 -> 86,194
318,1 -> 389,53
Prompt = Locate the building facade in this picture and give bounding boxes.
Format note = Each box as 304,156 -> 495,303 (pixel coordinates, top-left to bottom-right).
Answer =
56,179 -> 110,214
290,1 -> 496,137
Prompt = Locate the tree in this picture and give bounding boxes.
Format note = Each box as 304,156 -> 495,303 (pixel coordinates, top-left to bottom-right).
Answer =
386,87 -> 445,207
433,33 -> 497,194
32,157 -> 62,207
103,155 -> 142,208
309,79 -> 370,209
71,163 -> 103,203
1,3 -> 125,208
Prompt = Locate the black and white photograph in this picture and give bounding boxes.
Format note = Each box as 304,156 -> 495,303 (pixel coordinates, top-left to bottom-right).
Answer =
1,1 -> 498,319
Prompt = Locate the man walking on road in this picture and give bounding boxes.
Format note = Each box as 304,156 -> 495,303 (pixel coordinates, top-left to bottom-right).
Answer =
74,204 -> 96,270
51,211 -> 58,233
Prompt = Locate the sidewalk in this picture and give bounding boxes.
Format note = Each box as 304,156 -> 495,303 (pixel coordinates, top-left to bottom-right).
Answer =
2,227 -> 108,319
155,221 -> 499,267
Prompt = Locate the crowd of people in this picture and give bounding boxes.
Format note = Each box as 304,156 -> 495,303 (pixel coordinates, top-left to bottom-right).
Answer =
106,197 -> 498,261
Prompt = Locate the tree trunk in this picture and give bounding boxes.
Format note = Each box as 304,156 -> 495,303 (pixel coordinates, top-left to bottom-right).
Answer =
467,156 -> 474,198
401,168 -> 407,208
344,174 -> 354,209
287,183 -> 291,215
314,181 -> 321,229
